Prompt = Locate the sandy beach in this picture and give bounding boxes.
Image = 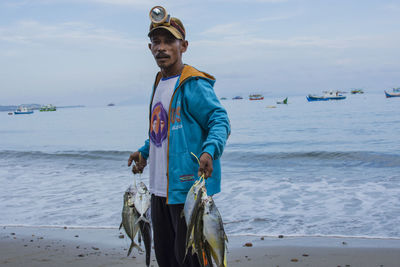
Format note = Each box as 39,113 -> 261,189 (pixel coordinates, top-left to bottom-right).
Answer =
1,226 -> 400,267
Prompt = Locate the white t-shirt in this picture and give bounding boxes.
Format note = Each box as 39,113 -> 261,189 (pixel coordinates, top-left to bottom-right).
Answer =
148,75 -> 179,197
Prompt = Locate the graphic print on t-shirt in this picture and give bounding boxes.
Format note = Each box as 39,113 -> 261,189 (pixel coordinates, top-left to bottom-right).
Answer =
150,102 -> 168,147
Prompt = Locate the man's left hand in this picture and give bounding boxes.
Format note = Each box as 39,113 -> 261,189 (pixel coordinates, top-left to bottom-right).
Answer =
198,152 -> 213,179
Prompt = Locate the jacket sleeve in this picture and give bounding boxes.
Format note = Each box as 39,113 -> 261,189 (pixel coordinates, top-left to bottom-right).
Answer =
138,139 -> 150,159
183,78 -> 230,160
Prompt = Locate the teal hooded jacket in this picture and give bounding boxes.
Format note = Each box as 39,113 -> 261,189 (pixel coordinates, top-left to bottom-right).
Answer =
138,65 -> 230,204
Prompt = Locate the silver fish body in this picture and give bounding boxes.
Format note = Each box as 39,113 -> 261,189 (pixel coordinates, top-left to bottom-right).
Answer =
193,203 -> 211,267
184,179 -> 206,257
202,196 -> 227,267
120,187 -> 142,256
134,181 -> 151,223
183,178 -> 204,225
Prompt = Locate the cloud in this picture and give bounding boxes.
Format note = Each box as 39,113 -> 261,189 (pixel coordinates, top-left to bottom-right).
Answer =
216,0 -> 288,2
1,0 -> 158,8
0,20 -> 142,49
381,3 -> 400,12
198,20 -> 400,50
257,9 -> 302,22
87,0 -> 157,6
2,0 -> 287,8
200,9 -> 300,39
201,23 -> 251,37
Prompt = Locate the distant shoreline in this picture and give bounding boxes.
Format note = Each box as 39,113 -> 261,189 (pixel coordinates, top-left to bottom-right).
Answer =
0,105 -> 85,112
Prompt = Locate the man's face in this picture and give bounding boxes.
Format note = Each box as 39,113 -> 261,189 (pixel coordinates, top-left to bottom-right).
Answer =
148,29 -> 187,70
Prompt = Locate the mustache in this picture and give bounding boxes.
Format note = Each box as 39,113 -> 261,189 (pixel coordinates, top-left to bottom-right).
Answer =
156,53 -> 170,59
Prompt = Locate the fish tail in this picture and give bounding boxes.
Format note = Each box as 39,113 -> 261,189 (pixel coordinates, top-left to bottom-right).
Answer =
135,215 -> 151,225
127,242 -> 133,256
127,241 -> 143,256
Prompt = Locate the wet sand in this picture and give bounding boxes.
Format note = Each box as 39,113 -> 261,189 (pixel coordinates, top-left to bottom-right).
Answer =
1,226 -> 400,267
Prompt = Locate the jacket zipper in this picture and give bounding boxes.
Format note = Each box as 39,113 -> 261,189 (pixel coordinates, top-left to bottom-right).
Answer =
165,76 -> 193,204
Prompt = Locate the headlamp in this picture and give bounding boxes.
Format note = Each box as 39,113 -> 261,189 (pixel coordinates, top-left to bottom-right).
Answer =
149,6 -> 170,25
148,6 -> 185,40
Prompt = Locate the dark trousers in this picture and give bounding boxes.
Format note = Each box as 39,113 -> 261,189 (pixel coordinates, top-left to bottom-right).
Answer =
151,195 -> 201,267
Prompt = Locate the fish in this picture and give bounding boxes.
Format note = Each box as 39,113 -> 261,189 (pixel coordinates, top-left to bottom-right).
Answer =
193,200 -> 212,267
183,178 -> 206,258
202,196 -> 228,267
184,186 -> 228,267
119,186 -> 143,256
139,219 -> 152,267
134,181 -> 151,224
183,178 -> 205,226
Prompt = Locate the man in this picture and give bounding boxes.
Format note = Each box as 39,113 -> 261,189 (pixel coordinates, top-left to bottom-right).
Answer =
128,6 -> 230,267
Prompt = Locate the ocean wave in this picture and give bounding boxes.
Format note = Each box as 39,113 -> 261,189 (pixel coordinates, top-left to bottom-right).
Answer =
221,150 -> 400,168
0,150 -> 132,161
2,149 -> 399,168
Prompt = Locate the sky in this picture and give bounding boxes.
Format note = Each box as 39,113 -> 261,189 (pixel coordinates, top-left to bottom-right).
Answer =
1,0 -> 400,106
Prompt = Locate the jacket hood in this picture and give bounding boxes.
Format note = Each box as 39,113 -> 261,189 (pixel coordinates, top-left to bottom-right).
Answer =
154,65 -> 215,88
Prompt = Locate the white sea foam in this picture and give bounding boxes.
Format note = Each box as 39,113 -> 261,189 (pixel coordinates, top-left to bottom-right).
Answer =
1,94 -> 400,238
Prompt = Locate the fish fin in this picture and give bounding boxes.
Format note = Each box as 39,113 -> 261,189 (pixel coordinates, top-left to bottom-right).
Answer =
135,215 -> 150,225
119,222 -> 122,230
127,240 -> 143,256
223,249 -> 227,267
127,242 -> 133,256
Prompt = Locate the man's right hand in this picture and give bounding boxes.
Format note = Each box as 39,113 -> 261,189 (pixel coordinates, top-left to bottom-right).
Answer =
128,151 -> 147,174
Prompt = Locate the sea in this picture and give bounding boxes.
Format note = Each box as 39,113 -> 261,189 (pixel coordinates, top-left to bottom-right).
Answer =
1,92 -> 399,239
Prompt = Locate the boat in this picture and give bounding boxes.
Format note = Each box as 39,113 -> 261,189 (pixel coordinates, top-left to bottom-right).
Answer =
14,106 -> 34,115
8,112 -> 13,115
307,91 -> 346,101
351,89 -> 364,94
384,90 -> 400,98
393,87 -> 400,92
276,97 -> 288,104
40,104 -> 56,111
232,96 -> 243,100
107,103 -> 115,106
307,95 -> 330,101
249,94 -> 264,100
220,97 -> 227,100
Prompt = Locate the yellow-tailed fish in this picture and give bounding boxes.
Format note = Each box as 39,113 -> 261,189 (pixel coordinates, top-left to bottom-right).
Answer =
202,196 -> 228,267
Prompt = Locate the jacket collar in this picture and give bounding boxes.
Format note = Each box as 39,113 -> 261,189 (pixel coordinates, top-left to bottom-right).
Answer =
154,64 -> 215,88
